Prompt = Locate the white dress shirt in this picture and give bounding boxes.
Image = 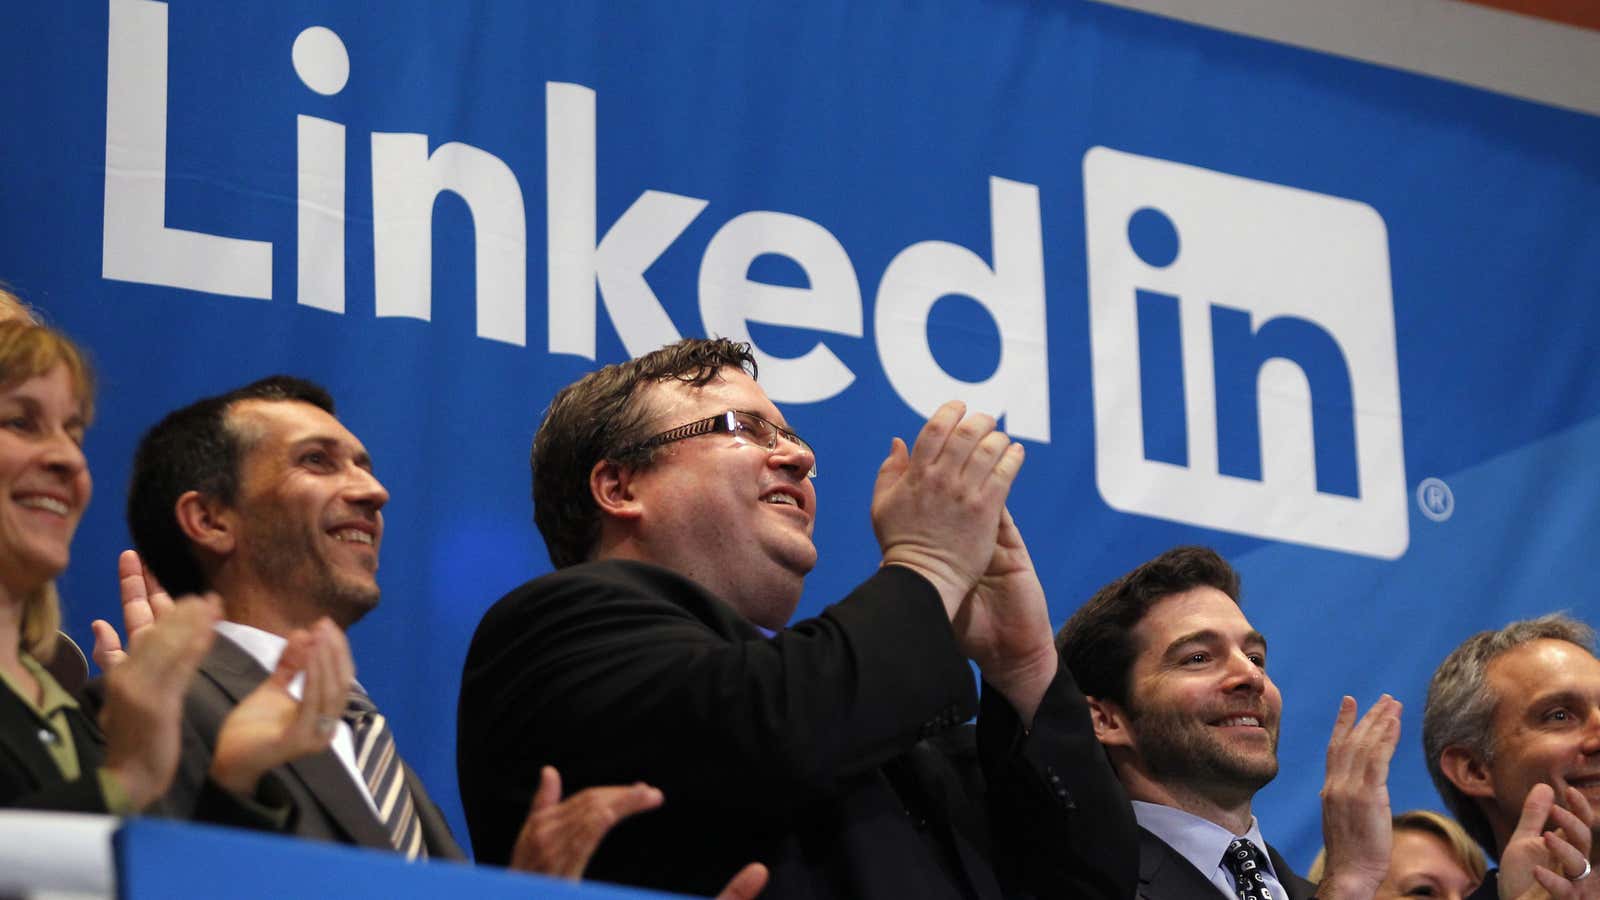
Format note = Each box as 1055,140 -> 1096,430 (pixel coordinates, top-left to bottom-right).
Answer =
1133,800 -> 1289,899
212,620 -> 380,817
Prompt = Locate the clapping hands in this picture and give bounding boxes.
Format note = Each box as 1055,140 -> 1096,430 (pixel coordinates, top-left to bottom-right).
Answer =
93,550 -> 356,803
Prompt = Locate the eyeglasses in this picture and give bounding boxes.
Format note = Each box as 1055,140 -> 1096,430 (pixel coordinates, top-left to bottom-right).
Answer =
620,410 -> 817,478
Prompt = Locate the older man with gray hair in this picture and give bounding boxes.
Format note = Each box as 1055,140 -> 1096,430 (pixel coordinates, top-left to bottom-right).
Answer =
1425,614 -> 1600,899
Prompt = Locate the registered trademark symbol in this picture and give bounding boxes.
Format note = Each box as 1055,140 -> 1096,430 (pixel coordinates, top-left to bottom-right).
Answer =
1416,477 -> 1454,522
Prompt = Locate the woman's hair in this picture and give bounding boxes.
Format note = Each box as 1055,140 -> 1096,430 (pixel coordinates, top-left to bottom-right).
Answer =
0,317 -> 96,661
0,285 -> 39,325
1307,809 -> 1487,885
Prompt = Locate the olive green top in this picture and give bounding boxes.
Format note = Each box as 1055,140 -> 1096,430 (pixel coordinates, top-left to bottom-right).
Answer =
1,653 -> 131,813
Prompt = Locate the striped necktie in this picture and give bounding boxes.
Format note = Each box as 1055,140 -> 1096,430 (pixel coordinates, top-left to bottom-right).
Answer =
344,687 -> 427,860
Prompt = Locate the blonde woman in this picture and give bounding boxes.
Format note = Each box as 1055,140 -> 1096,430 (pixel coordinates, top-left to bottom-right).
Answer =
0,318 -> 347,814
1310,810 -> 1486,900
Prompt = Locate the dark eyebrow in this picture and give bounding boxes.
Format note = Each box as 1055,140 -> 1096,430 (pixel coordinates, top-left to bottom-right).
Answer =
1162,628 -> 1268,658
290,436 -> 336,453
1525,689 -> 1585,715
743,409 -> 798,433
1162,629 -> 1222,658
291,436 -> 374,469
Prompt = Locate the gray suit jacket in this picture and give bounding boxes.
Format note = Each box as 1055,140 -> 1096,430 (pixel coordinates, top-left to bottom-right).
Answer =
1138,826 -> 1317,900
157,633 -> 464,860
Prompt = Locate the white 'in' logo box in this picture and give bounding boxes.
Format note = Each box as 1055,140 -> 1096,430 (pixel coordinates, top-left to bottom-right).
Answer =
1083,147 -> 1408,559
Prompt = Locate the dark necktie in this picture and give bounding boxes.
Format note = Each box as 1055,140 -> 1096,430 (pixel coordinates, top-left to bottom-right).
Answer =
344,687 -> 428,860
1222,838 -> 1273,900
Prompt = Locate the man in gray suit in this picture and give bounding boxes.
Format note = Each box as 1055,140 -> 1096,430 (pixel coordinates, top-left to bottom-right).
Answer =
111,375 -> 734,887
1056,546 -> 1398,900
118,375 -> 465,857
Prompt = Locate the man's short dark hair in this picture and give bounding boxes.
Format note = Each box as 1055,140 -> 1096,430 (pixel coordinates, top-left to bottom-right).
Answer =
127,375 -> 335,597
1055,546 -> 1241,707
531,338 -> 757,569
1422,614 -> 1596,860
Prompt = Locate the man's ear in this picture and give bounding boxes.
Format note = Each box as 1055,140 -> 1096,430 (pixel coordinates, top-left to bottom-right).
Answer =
590,459 -> 645,522
173,490 -> 236,557
1087,695 -> 1135,750
1439,745 -> 1497,799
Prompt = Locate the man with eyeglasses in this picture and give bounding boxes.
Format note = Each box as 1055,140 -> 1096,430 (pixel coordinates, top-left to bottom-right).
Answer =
457,338 -> 1136,898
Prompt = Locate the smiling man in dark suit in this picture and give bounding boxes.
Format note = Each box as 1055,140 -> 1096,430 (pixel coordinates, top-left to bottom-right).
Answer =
459,338 -> 1137,899
1057,546 -> 1402,900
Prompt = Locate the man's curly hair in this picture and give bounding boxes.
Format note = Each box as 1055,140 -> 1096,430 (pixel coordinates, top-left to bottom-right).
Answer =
530,338 -> 757,568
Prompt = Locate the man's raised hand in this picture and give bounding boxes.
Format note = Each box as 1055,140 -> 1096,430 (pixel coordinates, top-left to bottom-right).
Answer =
872,401 -> 1024,616
510,767 -> 767,897
714,863 -> 769,899
209,618 -> 354,797
510,766 -> 664,878
1317,695 -> 1401,900
952,508 -> 1056,723
1500,785 -> 1598,900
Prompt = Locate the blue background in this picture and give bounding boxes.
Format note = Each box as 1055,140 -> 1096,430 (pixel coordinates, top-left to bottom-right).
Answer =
2,0 -> 1597,870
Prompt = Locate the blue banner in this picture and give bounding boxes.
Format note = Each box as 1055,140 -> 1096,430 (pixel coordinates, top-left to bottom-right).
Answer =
2,0 -> 1597,868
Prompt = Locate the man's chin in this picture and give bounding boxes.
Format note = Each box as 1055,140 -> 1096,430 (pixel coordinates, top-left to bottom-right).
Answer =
773,541 -> 817,578
1227,759 -> 1279,789
1192,745 -> 1278,792
322,582 -> 380,626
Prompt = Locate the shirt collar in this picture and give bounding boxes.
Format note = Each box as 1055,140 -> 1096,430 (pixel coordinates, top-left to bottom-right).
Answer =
14,653 -> 79,716
214,620 -> 366,699
214,619 -> 288,672
1133,800 -> 1278,880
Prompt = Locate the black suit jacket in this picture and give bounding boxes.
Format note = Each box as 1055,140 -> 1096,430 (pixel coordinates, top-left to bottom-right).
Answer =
1137,826 -> 1317,900
458,559 -> 1137,899
0,677 -> 109,812
156,633 -> 464,860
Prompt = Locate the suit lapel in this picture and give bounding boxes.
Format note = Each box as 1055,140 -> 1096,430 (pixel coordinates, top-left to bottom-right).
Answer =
402,761 -> 465,860
283,751 -> 396,849
1137,825 -> 1316,900
201,635 -> 395,850
1265,843 -> 1317,900
63,705 -> 104,771
1139,827 -> 1226,898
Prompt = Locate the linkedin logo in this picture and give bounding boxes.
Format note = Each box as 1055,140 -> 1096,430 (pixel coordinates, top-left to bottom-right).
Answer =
1083,147 -> 1408,559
